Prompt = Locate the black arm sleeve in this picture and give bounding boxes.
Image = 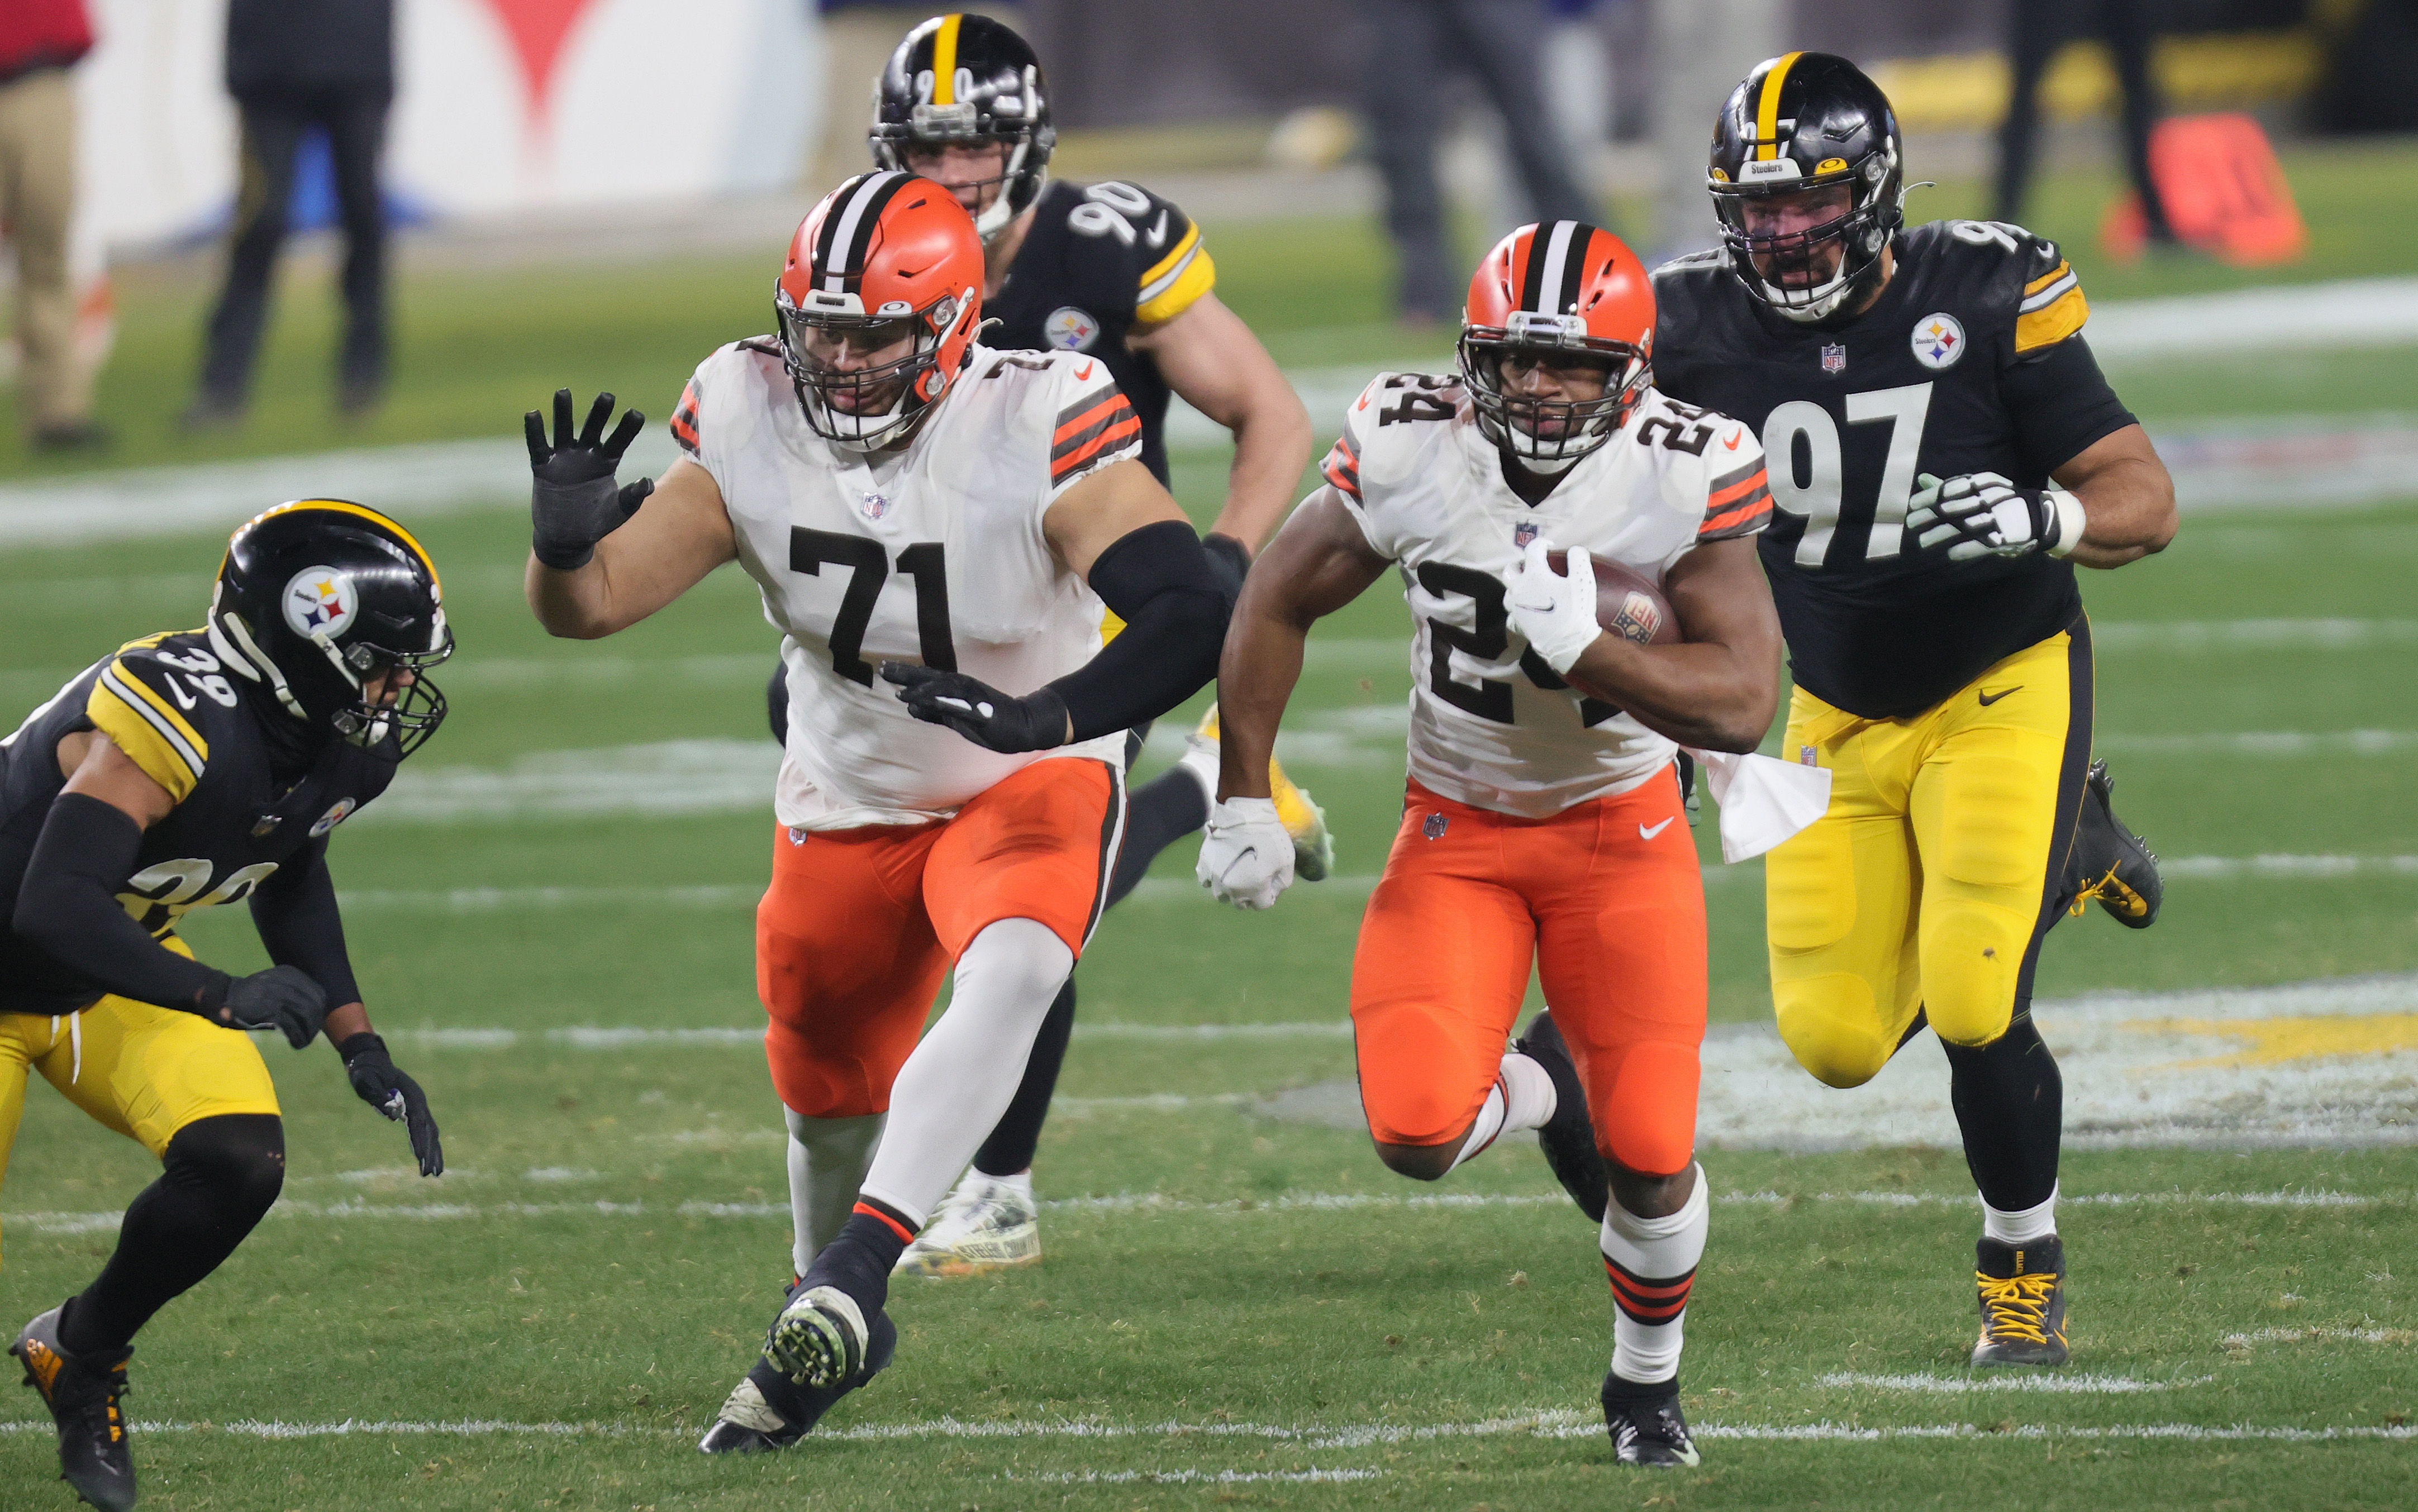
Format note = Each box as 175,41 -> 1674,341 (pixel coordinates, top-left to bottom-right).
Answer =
2002,333 -> 2138,480
1045,519 -> 1232,743
249,835 -> 361,1009
11,793 -> 225,1012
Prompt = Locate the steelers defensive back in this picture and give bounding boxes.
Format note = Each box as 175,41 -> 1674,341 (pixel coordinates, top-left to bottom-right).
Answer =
1650,51 -> 2178,1368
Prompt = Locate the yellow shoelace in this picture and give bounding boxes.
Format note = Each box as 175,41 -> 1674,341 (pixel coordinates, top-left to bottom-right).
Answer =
1976,1270 -> 2059,1344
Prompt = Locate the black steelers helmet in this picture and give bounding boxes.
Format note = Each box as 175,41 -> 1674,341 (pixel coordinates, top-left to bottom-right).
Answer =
1707,52 -> 1904,323
208,500 -> 453,759
869,13 -> 1055,243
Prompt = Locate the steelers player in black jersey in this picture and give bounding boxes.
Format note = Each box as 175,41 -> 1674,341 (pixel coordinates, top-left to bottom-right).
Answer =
1649,53 -> 2176,1367
1,501 -> 448,1511
748,12 -> 1320,1302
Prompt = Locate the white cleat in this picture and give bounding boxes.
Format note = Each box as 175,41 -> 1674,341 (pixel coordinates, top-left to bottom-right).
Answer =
893,1171 -> 1041,1277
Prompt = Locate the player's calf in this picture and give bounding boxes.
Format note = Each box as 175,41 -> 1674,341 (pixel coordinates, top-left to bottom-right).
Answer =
1369,1043 -> 1560,1184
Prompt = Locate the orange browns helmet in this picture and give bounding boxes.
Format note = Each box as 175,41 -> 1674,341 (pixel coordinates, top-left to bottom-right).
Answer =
1458,221 -> 1655,468
775,170 -> 986,452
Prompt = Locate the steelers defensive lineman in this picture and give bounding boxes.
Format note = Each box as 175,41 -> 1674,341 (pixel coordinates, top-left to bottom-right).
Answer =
2,501 -> 448,1511
1650,53 -> 2175,1365
758,12 -> 1325,1282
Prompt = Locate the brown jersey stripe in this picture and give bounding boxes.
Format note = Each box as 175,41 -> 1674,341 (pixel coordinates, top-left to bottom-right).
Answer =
1699,490 -> 1773,539
671,381 -> 702,455
1052,393 -> 1140,460
1706,456 -> 1764,499
1053,389 -> 1132,445
1051,414 -> 1144,482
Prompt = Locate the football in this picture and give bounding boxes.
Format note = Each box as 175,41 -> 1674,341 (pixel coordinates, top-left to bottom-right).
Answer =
1543,549 -> 1681,646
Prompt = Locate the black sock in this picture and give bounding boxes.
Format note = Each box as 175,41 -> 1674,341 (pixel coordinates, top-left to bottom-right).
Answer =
972,977 -> 1075,1179
799,1197 -> 915,1321
1941,1014 -> 2063,1213
1106,765 -> 1210,908
60,1114 -> 285,1356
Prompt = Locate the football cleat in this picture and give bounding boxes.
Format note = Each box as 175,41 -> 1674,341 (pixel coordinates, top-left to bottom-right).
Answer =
1972,1236 -> 2069,1367
700,1309 -> 898,1452
1514,1010 -> 1609,1224
764,1285 -> 871,1390
1191,707 -> 1334,882
12,1304 -> 138,1512
2062,759 -> 2161,928
1601,1375 -> 1701,1468
894,1170 -> 1041,1277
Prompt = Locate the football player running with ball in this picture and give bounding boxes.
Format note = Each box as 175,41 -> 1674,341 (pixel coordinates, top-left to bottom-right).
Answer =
3,502 -> 449,1512
1651,53 -> 2178,1365
523,176 -> 1231,1450
763,13 -> 1326,1280
1204,223 -> 1788,1468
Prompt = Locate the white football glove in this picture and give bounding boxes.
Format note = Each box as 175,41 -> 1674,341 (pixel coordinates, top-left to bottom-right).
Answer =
1197,796 -> 1295,910
1905,471 -> 2085,561
1502,537 -> 1603,675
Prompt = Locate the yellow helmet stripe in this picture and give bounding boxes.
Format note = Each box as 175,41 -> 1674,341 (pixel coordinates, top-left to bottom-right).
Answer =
931,13 -> 963,106
1755,50 -> 1803,161
241,499 -> 442,596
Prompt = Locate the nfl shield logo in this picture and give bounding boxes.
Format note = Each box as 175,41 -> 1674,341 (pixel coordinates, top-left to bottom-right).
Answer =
1513,521 -> 1539,548
1821,343 -> 1847,374
1422,812 -> 1448,840
859,491 -> 891,521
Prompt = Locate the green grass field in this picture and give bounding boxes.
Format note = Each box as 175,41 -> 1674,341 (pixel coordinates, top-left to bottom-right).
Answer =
1,140 -> 2416,1510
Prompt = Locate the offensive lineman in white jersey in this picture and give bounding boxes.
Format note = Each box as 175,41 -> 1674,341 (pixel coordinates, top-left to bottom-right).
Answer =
521,173 -> 1233,1448
1201,223 -> 1784,1467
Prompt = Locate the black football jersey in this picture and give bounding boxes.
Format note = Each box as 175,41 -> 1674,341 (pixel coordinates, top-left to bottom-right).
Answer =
0,629 -> 394,1014
983,178 -> 1217,486
1652,220 -> 2137,718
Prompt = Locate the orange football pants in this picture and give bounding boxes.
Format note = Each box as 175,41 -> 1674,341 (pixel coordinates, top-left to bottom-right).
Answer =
756,756 -> 1120,1120
1352,772 -> 1706,1177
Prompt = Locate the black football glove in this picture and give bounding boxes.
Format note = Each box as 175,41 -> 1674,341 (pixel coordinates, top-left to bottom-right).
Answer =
526,388 -> 653,570
879,662 -> 1069,753
1905,471 -> 2084,561
194,965 -> 328,1049
338,1032 -> 445,1177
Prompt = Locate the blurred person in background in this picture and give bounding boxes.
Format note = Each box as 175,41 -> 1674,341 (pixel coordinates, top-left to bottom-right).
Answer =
0,0 -> 107,454
1363,0 -> 1600,323
186,0 -> 395,429
1993,0 -> 2176,244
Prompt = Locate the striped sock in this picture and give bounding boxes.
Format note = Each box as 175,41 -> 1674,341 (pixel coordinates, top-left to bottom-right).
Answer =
1600,1165 -> 1709,1387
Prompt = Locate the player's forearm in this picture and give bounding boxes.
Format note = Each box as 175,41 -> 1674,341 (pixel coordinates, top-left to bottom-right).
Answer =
249,841 -> 362,1009
525,554 -> 624,638
1206,396 -> 1315,554
1565,640 -> 1778,753
2065,456 -> 2177,569
14,794 -> 222,1010
325,1001 -> 371,1044
1214,605 -> 1307,802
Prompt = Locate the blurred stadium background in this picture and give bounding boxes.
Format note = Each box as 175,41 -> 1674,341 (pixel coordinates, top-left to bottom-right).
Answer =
2,2 -> 2416,1508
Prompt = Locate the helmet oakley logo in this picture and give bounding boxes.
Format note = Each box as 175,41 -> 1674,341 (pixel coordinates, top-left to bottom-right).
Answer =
1506,310 -> 1588,342
1911,312 -> 1965,370
1816,156 -> 1850,174
877,299 -> 914,316
1045,306 -> 1100,351
309,797 -> 358,837
282,566 -> 357,640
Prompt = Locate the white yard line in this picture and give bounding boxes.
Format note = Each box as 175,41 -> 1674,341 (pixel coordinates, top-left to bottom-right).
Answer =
0,1410 -> 2405,1447
382,1020 -> 1350,1047
2222,1326 -> 2416,1348
1817,1372 -> 2207,1394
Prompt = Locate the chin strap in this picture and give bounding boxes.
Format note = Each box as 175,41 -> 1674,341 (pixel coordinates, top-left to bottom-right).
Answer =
211,612 -> 311,722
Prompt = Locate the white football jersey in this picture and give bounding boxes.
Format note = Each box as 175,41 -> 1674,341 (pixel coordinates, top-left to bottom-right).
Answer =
1324,373 -> 1771,818
674,340 -> 1140,828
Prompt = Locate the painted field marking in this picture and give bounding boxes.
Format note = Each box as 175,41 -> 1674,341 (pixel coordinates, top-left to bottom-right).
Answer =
6,1187 -> 2395,1239
1016,1468 -> 1384,1484
381,1020 -> 1352,1048
1817,1372 -> 2208,1394
2,1410 -> 2409,1448
2221,1326 -> 2415,1348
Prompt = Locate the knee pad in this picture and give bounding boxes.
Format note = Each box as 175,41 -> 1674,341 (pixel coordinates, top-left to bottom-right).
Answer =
1919,900 -> 2025,1047
1934,754 -> 2051,891
1765,822 -> 1855,952
766,1020 -> 889,1120
1772,974 -> 1892,1089
163,1113 -> 286,1218
1596,1041 -> 1700,1177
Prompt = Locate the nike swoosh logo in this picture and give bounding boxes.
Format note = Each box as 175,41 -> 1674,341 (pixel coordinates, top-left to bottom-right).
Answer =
1978,685 -> 2023,706
1077,361 -> 1096,381
1724,430 -> 1744,450
1639,817 -> 1675,841
1145,210 -> 1169,247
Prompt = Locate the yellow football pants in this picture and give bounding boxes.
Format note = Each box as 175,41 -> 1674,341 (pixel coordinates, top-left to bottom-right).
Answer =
1765,621 -> 2093,1089
0,939 -> 282,1266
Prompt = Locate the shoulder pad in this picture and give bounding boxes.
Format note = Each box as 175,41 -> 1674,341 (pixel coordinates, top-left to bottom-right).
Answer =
673,339 -> 782,459
1055,180 -> 1215,326
1653,248 -> 1728,282
1907,220 -> 2090,355
1038,350 -> 1141,493
1628,392 -> 1772,543
1327,372 -> 1463,500
84,633 -> 229,803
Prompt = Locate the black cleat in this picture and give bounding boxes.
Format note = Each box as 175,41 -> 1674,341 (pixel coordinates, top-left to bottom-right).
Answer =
699,1310 -> 898,1452
2061,760 -> 2161,927
1601,1373 -> 1700,1467
12,1304 -> 137,1511
1514,1010 -> 1608,1223
1973,1236 -> 2069,1367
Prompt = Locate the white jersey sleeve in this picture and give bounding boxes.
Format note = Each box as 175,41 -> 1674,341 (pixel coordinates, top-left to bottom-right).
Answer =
1040,353 -> 1144,501
1318,370 -> 1464,560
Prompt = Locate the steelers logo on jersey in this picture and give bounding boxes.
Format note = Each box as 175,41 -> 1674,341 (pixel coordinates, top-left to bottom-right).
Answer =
283,565 -> 358,638
1044,306 -> 1101,351
308,796 -> 359,836
1910,312 -> 1966,370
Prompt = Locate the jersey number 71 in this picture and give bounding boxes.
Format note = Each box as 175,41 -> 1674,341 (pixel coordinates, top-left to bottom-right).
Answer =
789,528 -> 956,686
